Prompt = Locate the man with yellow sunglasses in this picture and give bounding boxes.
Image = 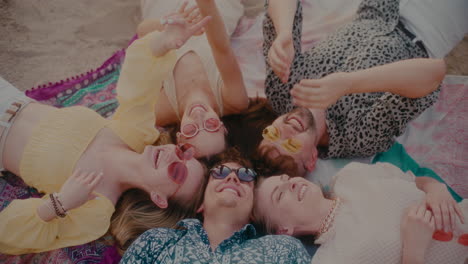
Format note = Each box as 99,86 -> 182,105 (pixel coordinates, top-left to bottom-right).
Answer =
258,107 -> 323,177
257,0 -> 445,177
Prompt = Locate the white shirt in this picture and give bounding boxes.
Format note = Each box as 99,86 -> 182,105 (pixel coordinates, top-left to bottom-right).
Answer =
400,0 -> 468,58
312,162 -> 468,264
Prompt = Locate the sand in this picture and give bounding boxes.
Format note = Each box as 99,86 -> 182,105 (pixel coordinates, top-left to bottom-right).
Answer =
0,0 -> 467,92
0,0 -> 140,91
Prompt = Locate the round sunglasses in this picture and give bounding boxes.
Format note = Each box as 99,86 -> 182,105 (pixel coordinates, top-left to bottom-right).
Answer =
209,165 -> 257,182
178,118 -> 224,139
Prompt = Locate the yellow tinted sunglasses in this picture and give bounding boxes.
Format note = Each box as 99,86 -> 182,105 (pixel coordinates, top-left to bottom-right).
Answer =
262,126 -> 302,154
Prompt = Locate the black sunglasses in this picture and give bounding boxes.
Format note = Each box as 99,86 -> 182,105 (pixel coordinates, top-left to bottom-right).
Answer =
209,165 -> 257,182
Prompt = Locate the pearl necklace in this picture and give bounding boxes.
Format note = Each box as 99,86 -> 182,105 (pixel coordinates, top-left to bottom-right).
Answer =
319,198 -> 341,236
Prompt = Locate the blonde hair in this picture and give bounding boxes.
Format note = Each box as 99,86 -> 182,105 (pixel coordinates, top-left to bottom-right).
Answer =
110,173 -> 208,254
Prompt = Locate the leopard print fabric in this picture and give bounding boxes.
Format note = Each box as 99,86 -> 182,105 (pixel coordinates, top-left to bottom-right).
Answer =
263,0 -> 440,159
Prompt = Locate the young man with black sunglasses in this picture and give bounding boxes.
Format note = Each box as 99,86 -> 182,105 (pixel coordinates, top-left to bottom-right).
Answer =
121,148 -> 311,263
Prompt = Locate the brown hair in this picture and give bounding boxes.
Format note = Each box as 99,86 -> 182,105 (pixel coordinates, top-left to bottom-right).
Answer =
222,98 -> 277,158
110,173 -> 209,254
204,146 -> 253,171
252,176 -> 333,237
255,145 -> 300,177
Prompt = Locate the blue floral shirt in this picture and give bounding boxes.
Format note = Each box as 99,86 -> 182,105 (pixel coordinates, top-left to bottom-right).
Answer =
120,219 -> 311,264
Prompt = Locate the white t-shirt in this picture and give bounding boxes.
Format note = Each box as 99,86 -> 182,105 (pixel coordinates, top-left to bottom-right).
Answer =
400,0 -> 468,58
312,162 -> 468,264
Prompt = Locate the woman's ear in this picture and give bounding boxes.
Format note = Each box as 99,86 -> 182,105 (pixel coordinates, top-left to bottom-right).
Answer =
196,204 -> 204,214
276,226 -> 293,236
150,191 -> 168,209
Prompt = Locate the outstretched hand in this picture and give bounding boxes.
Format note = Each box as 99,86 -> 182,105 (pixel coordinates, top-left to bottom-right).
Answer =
58,170 -> 103,211
269,33 -> 294,83
291,72 -> 351,109
177,1 -> 205,36
151,12 -> 212,56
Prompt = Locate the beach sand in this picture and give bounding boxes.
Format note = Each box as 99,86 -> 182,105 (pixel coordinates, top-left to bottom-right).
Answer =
0,0 -> 140,91
0,0 -> 467,92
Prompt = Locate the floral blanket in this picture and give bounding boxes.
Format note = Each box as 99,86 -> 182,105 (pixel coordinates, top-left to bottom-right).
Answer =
0,48 -> 127,264
1,1 -> 467,262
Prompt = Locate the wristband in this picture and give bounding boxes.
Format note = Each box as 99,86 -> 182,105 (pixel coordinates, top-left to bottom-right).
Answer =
54,193 -> 68,213
49,193 -> 66,218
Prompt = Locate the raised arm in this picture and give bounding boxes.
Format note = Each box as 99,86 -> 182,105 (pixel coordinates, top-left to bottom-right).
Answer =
291,58 -> 446,109
195,0 -> 249,114
266,0 -> 297,83
137,1 -> 203,38
268,0 -> 296,34
110,14 -> 211,152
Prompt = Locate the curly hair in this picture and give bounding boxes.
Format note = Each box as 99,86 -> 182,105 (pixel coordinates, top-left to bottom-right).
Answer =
203,146 -> 253,170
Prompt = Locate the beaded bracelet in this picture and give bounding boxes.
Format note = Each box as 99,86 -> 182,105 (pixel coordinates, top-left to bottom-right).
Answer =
49,193 -> 66,218
54,193 -> 67,215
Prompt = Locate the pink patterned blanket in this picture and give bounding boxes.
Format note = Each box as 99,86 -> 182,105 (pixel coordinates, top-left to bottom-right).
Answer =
398,76 -> 468,197
2,2 -> 466,263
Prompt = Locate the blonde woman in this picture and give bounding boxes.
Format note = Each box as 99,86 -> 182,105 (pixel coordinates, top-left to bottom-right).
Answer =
0,13 -> 210,255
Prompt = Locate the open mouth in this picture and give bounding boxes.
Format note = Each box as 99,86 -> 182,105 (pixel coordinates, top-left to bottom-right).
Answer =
219,186 -> 241,197
189,104 -> 207,116
288,116 -> 305,132
153,149 -> 162,169
298,184 -> 307,201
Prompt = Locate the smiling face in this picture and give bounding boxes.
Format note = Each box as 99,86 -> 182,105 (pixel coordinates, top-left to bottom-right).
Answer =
254,174 -> 324,235
258,107 -> 318,176
141,144 -> 205,207
201,162 -> 255,221
178,103 -> 227,158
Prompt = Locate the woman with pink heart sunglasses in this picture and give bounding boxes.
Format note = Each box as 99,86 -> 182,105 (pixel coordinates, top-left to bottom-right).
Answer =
0,12 -> 209,255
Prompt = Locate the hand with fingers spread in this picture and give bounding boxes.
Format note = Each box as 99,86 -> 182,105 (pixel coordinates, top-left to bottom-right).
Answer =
291,72 -> 351,109
269,33 -> 294,83
58,170 -> 103,212
401,201 -> 435,264
176,1 -> 205,36
151,11 -> 212,56
424,182 -> 465,234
